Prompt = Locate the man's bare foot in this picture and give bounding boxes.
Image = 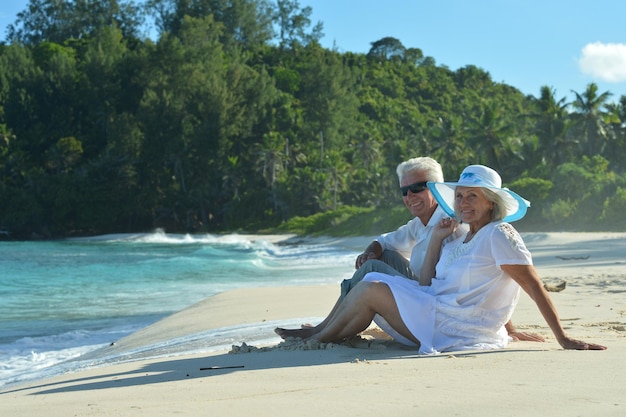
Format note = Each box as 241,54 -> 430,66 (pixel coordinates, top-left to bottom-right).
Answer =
275,327 -> 317,340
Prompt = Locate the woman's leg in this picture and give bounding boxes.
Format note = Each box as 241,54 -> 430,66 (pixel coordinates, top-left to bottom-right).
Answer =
306,254 -> 411,333
300,258 -> 405,333
314,281 -> 420,345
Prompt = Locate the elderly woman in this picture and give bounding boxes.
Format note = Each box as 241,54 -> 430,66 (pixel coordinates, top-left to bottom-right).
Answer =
276,165 -> 606,353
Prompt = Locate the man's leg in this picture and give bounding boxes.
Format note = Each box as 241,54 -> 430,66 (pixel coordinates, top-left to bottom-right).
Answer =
340,250 -> 412,299
378,250 -> 415,280
278,280 -> 419,345
314,281 -> 420,345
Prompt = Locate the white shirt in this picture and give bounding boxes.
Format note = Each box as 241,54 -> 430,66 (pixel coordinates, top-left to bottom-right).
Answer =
375,206 -> 466,278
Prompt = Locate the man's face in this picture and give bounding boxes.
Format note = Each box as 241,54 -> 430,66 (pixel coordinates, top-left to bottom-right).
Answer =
400,170 -> 438,224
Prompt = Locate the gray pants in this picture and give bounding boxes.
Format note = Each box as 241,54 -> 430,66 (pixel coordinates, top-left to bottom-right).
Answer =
339,250 -> 417,299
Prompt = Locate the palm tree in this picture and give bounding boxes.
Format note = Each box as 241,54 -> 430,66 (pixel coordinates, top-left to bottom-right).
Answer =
428,115 -> 470,175
532,86 -> 574,166
602,97 -> 626,171
464,100 -> 518,174
569,83 -> 613,157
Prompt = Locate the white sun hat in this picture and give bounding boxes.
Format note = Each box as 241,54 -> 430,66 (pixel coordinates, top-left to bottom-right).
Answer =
427,165 -> 530,222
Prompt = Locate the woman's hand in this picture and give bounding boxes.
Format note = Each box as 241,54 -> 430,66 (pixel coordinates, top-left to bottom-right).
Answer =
559,336 -> 607,350
432,217 -> 459,241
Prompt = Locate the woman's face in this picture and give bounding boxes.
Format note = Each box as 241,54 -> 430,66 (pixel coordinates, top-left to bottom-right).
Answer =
454,186 -> 493,226
401,170 -> 438,224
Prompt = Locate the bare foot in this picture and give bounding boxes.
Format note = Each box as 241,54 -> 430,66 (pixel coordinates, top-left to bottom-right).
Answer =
274,327 -> 317,340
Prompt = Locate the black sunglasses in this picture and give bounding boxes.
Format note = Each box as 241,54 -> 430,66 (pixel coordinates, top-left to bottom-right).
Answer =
400,181 -> 428,196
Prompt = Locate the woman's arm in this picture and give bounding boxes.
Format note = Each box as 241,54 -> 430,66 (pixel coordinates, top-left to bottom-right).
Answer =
420,218 -> 458,286
501,264 -> 606,350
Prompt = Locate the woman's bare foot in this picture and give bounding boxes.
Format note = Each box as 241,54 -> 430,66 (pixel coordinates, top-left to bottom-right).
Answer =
274,327 -> 317,340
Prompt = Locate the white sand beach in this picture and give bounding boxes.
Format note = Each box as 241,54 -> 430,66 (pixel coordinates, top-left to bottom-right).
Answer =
2,232 -> 626,416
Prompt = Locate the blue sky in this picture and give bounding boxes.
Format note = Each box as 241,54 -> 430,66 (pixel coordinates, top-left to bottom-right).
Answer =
2,0 -> 626,103
305,0 -> 626,103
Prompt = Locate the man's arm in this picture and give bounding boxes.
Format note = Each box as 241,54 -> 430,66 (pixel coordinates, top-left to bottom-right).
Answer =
355,241 -> 383,269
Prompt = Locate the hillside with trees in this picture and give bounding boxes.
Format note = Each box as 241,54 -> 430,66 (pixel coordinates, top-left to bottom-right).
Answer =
1,0 -> 625,239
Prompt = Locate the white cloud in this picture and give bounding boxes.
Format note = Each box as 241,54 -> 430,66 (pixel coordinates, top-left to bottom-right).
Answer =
579,42 -> 626,83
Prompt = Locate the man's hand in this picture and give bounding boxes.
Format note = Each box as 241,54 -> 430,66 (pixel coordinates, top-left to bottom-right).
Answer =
355,241 -> 383,269
355,251 -> 377,269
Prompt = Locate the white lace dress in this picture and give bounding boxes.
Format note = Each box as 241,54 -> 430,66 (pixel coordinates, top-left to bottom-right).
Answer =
363,221 -> 532,354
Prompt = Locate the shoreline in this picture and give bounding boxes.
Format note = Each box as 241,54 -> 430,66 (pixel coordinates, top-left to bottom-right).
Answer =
2,232 -> 626,416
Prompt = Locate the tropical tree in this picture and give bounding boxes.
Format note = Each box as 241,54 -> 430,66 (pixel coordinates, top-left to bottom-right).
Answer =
602,96 -> 626,171
454,65 -> 494,91
569,83 -> 613,157
427,115 -> 469,176
6,0 -> 144,45
297,43 -> 359,165
137,15 -> 228,229
367,36 -> 405,62
464,99 -> 519,174
273,0 -> 323,51
145,0 -> 274,50
255,131 -> 287,214
530,86 -> 573,168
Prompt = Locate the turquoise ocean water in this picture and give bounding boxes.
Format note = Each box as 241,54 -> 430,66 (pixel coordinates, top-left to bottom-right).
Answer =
0,230 -> 359,388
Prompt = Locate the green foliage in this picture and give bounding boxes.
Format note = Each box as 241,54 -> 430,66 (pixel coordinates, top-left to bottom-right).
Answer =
273,66 -> 300,93
7,0 -> 144,45
542,199 -> 577,226
45,136 -> 83,172
1,1 -> 626,238
540,156 -> 620,230
601,186 -> 626,226
550,156 -> 608,201
508,177 -> 552,203
275,204 -> 411,236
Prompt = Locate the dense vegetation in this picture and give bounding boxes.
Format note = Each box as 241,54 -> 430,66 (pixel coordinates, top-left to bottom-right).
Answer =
1,0 -> 625,239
